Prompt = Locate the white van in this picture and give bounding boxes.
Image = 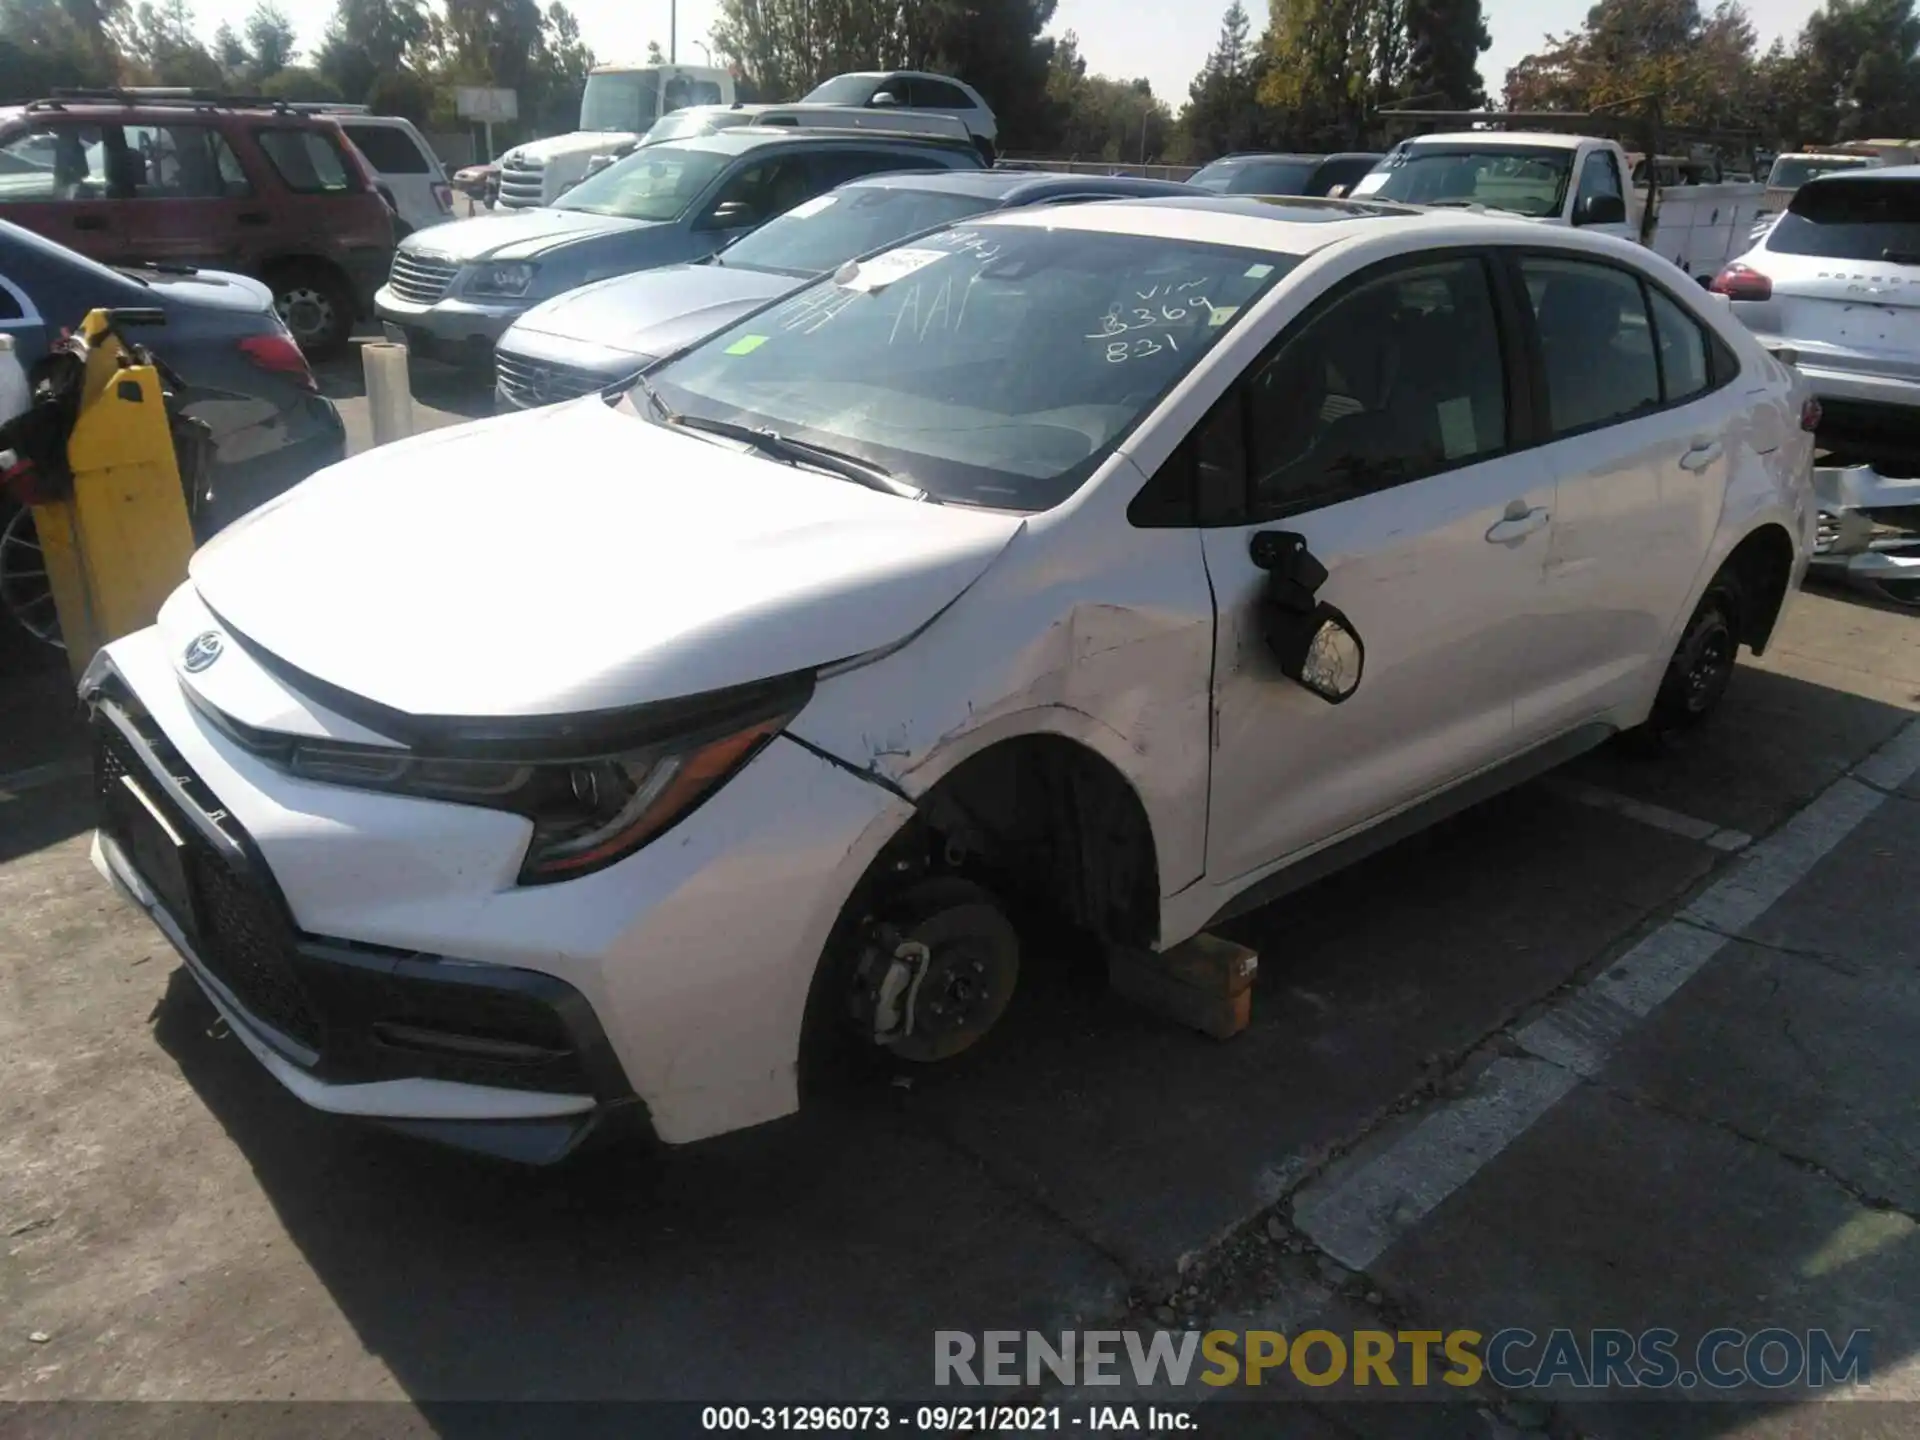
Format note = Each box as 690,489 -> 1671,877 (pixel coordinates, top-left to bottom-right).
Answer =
294,107 -> 453,236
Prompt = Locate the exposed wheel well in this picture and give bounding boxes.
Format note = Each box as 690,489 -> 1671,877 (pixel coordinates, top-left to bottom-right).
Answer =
1721,523 -> 1796,655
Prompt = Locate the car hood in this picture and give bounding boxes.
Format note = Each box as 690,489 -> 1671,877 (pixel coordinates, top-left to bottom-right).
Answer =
403,208 -> 657,263
506,262 -> 796,361
506,131 -> 644,164
186,401 -> 1025,720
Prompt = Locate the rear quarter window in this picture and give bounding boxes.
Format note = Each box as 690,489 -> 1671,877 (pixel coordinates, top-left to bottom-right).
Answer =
253,128 -> 360,194
342,125 -> 431,175
1766,179 -> 1920,261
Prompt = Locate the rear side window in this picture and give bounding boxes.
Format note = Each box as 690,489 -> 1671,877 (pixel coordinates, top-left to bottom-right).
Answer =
0,125 -> 108,200
1235,255 -> 1509,517
1647,286 -> 1710,403
254,128 -> 357,194
117,125 -> 252,199
811,148 -> 948,189
1520,257 -> 1659,436
342,125 -> 430,175
1766,179 -> 1920,261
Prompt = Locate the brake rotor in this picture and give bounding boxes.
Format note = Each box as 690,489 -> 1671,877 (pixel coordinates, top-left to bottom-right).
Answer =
853,878 -> 1020,1064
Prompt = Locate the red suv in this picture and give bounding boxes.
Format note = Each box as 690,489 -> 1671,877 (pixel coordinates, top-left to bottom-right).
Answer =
0,90 -> 395,357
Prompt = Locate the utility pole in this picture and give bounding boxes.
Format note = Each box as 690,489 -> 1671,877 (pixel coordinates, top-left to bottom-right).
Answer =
670,0 -> 676,62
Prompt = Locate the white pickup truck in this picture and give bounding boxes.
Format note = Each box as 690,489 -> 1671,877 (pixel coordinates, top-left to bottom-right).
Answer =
1349,131 -> 1767,284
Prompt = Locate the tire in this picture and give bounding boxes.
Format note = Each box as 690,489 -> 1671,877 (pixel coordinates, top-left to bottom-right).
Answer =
1629,573 -> 1744,752
0,504 -> 62,651
265,261 -> 354,361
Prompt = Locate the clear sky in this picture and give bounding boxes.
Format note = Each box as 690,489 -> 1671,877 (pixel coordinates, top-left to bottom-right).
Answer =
198,0 -> 1824,116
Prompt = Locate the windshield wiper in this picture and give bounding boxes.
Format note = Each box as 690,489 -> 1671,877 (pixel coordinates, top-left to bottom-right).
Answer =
671,413 -> 934,502
630,370 -> 676,422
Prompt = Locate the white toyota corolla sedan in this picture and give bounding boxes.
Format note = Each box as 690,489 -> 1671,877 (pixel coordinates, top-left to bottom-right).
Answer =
84,197 -> 1816,1162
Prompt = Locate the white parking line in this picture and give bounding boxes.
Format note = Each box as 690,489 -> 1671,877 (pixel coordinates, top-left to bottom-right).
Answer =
1542,776 -> 1752,851
1294,716 -> 1920,1272
0,755 -> 90,803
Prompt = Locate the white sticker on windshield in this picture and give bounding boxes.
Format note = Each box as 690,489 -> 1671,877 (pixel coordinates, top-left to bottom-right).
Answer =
786,193 -> 839,220
835,247 -> 948,292
1245,263 -> 1273,279
1437,397 -> 1478,458
1350,172 -> 1389,196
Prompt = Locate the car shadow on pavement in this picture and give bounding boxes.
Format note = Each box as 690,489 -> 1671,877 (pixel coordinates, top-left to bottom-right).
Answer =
136,659 -> 1917,1412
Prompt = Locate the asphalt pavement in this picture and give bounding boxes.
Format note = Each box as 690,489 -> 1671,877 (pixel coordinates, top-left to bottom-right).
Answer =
1,502 -> 1917,1435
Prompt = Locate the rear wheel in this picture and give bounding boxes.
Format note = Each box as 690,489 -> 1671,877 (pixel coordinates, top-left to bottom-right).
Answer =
266,261 -> 354,361
1629,573 -> 1743,752
0,505 -> 63,650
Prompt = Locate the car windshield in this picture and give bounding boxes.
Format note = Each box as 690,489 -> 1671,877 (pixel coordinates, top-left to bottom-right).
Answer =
636,224 -> 1295,510
1190,158 -> 1316,195
1767,156 -> 1876,189
553,145 -> 729,221
802,76 -> 882,105
718,186 -> 999,276
644,111 -> 722,145
580,72 -> 662,133
1765,178 -> 1920,260
1353,145 -> 1573,217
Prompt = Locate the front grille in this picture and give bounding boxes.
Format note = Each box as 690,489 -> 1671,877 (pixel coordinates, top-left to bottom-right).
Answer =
498,157 -> 547,209
1815,511 -> 1840,553
495,350 -> 614,407
387,250 -> 460,305
93,702 -> 323,1052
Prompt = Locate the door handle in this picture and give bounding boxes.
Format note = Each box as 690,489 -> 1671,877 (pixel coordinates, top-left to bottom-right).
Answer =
1679,440 -> 1724,471
71,215 -> 108,231
1485,504 -> 1550,544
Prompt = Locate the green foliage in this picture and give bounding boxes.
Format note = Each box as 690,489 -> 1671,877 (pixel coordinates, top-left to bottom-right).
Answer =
257,64 -> 342,100
1043,30 -> 1173,160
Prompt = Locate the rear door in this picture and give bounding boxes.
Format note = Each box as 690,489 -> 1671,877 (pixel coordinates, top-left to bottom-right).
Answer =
236,123 -> 376,265
110,122 -> 258,268
340,122 -> 446,235
0,120 -> 122,260
1509,250 -> 1742,739
1758,177 -> 1920,398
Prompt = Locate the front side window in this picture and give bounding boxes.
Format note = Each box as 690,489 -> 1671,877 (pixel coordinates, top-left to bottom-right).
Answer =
254,128 -> 355,193
1766,156 -> 1875,190
1576,151 -> 1623,205
641,225 -> 1294,509
699,155 -> 815,229
1765,178 -> 1920,261
1355,145 -> 1574,219
0,125 -> 108,201
1521,256 -> 1659,436
554,144 -> 731,222
803,75 -> 882,106
718,185 -> 994,276
1234,256 -> 1509,517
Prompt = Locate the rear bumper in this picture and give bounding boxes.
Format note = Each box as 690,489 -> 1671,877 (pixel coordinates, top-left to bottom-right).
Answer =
1809,463 -> 1920,599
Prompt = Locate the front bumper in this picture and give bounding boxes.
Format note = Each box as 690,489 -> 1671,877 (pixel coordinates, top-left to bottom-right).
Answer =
84,616 -> 916,1153
374,285 -> 528,365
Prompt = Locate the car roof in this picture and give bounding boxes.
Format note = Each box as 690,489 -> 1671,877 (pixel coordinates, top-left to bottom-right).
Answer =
1200,152 -> 1380,165
970,193 -> 1482,253
1801,162 -> 1920,184
655,126 -> 971,158
1400,131 -> 1588,150
842,169 -> 1192,201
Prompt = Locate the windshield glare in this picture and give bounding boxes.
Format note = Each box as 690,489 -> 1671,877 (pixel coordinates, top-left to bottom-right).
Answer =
1766,180 -> 1920,260
719,188 -> 998,275
1192,159 -> 1316,195
1357,147 -> 1572,217
554,145 -> 728,221
802,76 -> 881,105
641,225 -> 1295,510
580,72 -> 661,133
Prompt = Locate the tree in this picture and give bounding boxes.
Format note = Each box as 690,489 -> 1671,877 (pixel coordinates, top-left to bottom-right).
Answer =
1259,0 -> 1407,147
118,0 -> 224,87
0,0 -> 125,92
213,21 -> 248,74
1179,3 -> 1284,161
1788,0 -> 1920,140
1043,32 -> 1175,160
243,1 -> 296,78
258,63 -> 343,100
645,38 -> 663,63
367,67 -> 434,122
315,0 -> 430,104
1401,0 -> 1489,108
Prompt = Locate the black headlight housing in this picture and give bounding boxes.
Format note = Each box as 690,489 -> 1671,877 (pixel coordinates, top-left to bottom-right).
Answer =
189,668 -> 812,885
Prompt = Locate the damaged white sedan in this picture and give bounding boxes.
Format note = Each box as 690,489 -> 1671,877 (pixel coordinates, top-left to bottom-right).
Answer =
85,197 -> 1815,1161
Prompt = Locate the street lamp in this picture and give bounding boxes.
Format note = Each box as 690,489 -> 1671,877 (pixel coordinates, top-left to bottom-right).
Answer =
694,40 -> 712,64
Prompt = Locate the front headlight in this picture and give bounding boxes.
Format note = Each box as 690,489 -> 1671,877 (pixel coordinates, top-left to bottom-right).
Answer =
276,699 -> 802,884
467,262 -> 538,298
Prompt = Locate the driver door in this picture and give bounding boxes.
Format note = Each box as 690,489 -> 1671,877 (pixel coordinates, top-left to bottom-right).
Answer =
1194,252 -> 1558,882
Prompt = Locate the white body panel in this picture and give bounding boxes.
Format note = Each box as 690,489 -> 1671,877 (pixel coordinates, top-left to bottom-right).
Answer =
90,201 -> 1814,1148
